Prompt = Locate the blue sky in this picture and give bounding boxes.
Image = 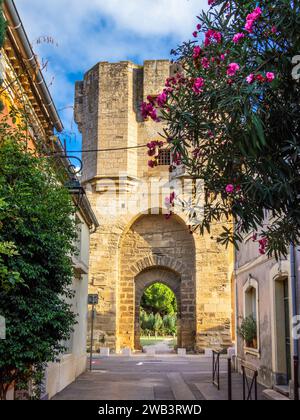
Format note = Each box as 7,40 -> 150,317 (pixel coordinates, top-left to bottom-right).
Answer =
16,0 -> 208,156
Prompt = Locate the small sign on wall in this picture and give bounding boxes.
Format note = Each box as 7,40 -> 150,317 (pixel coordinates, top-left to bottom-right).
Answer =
88,294 -> 99,305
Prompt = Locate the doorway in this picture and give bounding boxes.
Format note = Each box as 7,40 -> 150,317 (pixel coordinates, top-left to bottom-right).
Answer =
274,277 -> 292,384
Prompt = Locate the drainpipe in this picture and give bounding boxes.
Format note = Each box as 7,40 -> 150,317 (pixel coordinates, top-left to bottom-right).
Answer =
3,0 -> 63,132
290,243 -> 299,400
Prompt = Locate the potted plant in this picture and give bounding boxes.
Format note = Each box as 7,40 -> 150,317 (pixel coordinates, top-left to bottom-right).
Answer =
238,315 -> 257,349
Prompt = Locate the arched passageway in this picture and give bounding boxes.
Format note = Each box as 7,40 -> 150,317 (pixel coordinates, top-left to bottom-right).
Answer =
135,268 -> 180,350
118,214 -> 196,351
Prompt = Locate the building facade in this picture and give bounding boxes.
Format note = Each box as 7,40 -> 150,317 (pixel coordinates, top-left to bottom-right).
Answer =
75,60 -> 235,353
235,230 -> 300,397
1,0 -> 99,400
46,196 -> 98,399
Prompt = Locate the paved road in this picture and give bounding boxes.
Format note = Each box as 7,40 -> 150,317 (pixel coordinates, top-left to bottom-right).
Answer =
53,354 -> 266,400
142,339 -> 174,354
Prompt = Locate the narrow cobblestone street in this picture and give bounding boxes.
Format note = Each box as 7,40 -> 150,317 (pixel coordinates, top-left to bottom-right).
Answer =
53,354 -> 267,400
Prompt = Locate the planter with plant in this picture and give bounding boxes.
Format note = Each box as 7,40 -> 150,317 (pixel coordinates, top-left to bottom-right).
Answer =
238,315 -> 258,349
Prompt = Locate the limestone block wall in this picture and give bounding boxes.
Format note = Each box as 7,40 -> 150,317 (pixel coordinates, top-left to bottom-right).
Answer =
118,214 -> 196,351
75,60 -> 234,353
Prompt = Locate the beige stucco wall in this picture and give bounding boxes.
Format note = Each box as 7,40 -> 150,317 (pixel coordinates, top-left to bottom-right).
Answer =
236,232 -> 300,391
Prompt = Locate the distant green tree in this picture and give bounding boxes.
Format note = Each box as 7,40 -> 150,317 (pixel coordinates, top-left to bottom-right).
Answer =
141,283 -> 177,316
163,314 -> 177,335
0,112 -> 77,400
153,313 -> 163,337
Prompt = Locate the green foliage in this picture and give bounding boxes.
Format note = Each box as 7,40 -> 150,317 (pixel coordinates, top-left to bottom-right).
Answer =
0,0 -> 6,112
163,314 -> 177,335
140,309 -> 177,336
0,114 -> 77,399
238,315 -> 257,346
149,0 -> 300,258
0,198 -> 22,290
153,313 -> 163,334
141,283 -> 177,316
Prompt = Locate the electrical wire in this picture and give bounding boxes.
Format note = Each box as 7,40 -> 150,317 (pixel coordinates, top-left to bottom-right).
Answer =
48,143 -> 152,155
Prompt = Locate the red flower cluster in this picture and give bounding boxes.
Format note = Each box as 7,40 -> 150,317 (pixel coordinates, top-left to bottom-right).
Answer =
245,7 -> 262,33
165,192 -> 176,220
204,29 -> 222,47
141,101 -> 159,122
246,72 -> 275,84
252,233 -> 268,255
147,141 -> 164,168
225,184 -> 241,195
259,237 -> 268,255
172,152 -> 182,166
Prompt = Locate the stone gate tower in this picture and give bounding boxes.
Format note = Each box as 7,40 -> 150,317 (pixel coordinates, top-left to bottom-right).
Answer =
75,60 -> 234,353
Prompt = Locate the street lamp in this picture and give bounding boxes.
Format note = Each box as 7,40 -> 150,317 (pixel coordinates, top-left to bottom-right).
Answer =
65,177 -> 86,207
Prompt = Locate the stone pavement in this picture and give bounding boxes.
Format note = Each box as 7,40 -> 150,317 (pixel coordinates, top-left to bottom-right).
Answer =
53,354 -> 267,400
142,339 -> 174,355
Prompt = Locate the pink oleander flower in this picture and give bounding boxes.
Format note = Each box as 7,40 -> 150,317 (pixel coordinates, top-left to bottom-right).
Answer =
220,54 -> 225,61
266,72 -> 275,82
246,73 -> 255,84
226,184 -> 235,194
201,57 -> 210,69
204,29 -> 222,47
213,32 -> 222,44
197,23 -> 201,30
165,192 -> 176,208
172,152 -> 182,166
148,148 -> 156,157
227,63 -> 240,76
271,26 -> 277,34
245,7 -> 262,33
141,102 -> 160,122
156,91 -> 168,108
148,160 -> 156,168
208,0 -> 215,5
193,46 -> 202,59
193,31 -> 198,38
193,148 -> 201,159
259,237 -> 268,255
165,212 -> 173,220
256,74 -> 265,83
252,7 -> 262,19
233,33 -> 245,44
204,38 -> 211,47
245,20 -> 254,33
193,77 -> 205,94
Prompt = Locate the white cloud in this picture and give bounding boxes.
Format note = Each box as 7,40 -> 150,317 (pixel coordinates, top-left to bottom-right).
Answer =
14,0 -> 209,133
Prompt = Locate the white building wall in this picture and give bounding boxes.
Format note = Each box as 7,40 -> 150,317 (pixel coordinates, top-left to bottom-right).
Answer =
46,212 -> 91,399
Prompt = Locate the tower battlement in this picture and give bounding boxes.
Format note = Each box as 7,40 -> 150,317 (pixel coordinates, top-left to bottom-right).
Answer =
75,60 -> 172,183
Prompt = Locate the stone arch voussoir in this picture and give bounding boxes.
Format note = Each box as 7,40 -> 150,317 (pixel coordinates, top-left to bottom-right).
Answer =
130,255 -> 188,277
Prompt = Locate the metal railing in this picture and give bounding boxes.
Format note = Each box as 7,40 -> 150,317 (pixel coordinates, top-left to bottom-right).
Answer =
228,357 -> 232,400
212,350 -> 221,390
242,364 -> 258,400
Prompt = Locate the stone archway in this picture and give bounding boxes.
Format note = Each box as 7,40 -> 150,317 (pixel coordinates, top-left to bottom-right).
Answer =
134,266 -> 181,350
117,214 -> 196,352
